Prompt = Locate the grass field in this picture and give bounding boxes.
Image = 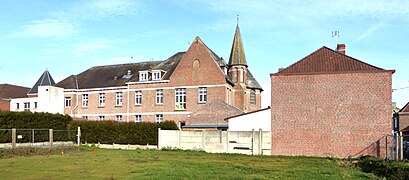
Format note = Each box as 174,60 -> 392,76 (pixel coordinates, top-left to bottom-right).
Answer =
0,147 -> 375,179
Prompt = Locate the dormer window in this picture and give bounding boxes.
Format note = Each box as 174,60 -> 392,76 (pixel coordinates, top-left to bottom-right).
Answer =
152,71 -> 161,81
139,71 -> 148,81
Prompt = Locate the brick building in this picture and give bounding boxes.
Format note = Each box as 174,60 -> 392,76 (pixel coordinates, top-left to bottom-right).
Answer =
397,102 -> 409,133
55,25 -> 262,126
0,84 -> 30,111
270,44 -> 394,158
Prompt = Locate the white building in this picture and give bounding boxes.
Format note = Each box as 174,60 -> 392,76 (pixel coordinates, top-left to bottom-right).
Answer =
10,70 -> 64,114
226,107 -> 271,131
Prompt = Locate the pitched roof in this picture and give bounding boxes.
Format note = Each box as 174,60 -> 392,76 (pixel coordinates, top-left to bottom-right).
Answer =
228,25 -> 247,67
246,70 -> 263,90
399,102 -> 409,113
56,52 -> 184,89
189,99 -> 244,125
0,84 -> 30,99
28,70 -> 56,94
274,46 -> 391,75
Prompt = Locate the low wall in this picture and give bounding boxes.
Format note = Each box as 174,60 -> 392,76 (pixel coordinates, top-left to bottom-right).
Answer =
158,129 -> 271,155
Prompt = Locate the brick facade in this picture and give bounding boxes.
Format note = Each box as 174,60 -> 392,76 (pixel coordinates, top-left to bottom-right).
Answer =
270,45 -> 394,158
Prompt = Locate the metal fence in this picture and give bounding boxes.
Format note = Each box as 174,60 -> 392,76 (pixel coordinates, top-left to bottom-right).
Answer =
386,133 -> 409,160
0,128 -> 80,148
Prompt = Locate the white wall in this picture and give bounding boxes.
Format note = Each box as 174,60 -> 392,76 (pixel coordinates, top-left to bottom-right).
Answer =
228,108 -> 271,131
10,97 -> 39,112
38,86 -> 64,114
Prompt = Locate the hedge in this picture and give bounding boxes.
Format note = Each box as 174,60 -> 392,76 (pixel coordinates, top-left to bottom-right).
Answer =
68,121 -> 178,145
357,156 -> 409,179
0,111 -> 73,143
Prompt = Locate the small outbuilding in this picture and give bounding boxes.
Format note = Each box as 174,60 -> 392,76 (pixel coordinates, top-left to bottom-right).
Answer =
226,106 -> 271,131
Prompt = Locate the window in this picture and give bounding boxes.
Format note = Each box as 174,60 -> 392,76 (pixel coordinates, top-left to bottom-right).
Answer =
135,115 -> 142,123
155,114 -> 163,123
99,116 -> 105,121
16,103 -> 19,110
156,89 -> 163,104
82,116 -> 88,120
175,88 -> 186,110
139,71 -> 148,81
116,115 -> 122,122
179,121 -> 186,129
99,93 -> 105,107
135,91 -> 142,105
152,71 -> 161,81
116,92 -> 123,106
82,94 -> 88,108
250,89 -> 256,104
34,102 -> 37,109
199,87 -> 207,103
239,69 -> 244,82
24,102 -> 30,111
65,97 -> 71,108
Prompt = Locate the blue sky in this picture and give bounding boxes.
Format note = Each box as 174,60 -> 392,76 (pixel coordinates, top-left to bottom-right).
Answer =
0,0 -> 408,108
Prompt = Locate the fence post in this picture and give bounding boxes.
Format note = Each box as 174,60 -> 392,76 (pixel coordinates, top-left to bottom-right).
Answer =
12,128 -> 16,148
259,128 -> 262,155
32,129 -> 35,144
157,128 -> 161,149
77,126 -> 81,146
400,132 -> 403,160
49,129 -> 53,147
395,133 -> 399,160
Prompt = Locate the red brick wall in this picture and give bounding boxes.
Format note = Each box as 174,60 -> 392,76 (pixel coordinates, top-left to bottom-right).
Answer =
270,72 -> 392,158
0,100 -> 10,111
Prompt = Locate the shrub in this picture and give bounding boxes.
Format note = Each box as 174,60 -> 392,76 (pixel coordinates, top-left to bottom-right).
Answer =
68,121 -> 178,145
357,156 -> 409,179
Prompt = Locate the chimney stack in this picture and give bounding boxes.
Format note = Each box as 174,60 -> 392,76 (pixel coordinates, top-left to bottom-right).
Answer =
336,44 -> 346,54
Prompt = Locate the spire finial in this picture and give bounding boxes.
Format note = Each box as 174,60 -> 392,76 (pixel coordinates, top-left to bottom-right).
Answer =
237,14 -> 239,25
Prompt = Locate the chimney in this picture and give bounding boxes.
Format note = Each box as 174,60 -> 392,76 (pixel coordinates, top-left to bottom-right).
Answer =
336,44 -> 346,54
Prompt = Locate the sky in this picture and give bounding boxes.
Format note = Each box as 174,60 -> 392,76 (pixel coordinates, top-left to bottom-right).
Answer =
0,0 -> 408,108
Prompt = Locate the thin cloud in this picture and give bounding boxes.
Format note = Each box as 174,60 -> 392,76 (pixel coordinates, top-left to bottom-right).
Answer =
351,22 -> 384,44
9,19 -> 76,38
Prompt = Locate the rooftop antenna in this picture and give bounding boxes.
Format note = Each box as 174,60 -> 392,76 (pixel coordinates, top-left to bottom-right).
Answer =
237,14 -> 239,25
332,30 -> 340,45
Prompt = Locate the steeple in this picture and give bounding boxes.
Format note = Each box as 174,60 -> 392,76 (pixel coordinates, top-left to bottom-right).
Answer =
27,70 -> 56,95
228,24 -> 247,67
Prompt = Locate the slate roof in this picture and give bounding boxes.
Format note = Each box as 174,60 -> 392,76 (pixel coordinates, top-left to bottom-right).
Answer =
274,46 -> 391,75
228,25 -> 247,67
28,70 -> 56,94
0,84 -> 30,99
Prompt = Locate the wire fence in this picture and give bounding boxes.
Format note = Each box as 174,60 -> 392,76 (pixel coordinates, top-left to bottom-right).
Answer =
0,128 -> 79,148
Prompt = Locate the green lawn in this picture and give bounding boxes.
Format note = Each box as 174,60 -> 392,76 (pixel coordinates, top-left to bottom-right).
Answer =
0,147 -> 375,179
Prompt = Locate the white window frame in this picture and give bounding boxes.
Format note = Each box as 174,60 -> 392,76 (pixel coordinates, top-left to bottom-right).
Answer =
155,114 -> 163,123
135,90 -> 142,105
34,102 -> 37,109
139,71 -> 148,81
65,97 -> 71,108
24,102 -> 30,111
199,87 -> 207,103
16,103 -> 19,110
135,115 -> 142,123
99,116 -> 105,121
99,93 -> 105,107
152,71 -> 161,81
175,88 -> 186,110
116,92 -> 123,106
116,115 -> 122,122
250,89 -> 256,104
82,116 -> 88,120
82,94 -> 88,108
156,89 -> 163,105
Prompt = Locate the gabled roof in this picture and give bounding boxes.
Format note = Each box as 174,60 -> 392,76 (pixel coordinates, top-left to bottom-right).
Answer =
0,84 -> 30,99
399,102 -> 409,113
56,52 -> 184,89
28,70 -> 56,94
274,46 -> 393,76
228,25 -> 247,67
189,99 -> 244,125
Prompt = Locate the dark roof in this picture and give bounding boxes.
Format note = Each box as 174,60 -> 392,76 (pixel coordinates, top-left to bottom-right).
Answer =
56,52 -> 185,89
228,25 -> 247,67
274,46 -> 392,75
399,102 -> 409,113
246,70 -> 263,90
0,84 -> 30,99
28,70 -> 56,94
225,106 -> 270,121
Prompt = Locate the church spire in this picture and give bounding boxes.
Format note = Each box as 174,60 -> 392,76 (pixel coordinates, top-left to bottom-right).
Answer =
228,23 -> 247,67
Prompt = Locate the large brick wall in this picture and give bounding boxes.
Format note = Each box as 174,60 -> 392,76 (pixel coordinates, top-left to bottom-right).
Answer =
270,72 -> 393,158
0,100 -> 10,111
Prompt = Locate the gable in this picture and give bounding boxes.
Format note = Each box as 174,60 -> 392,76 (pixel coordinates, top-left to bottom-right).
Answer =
189,99 -> 243,125
170,36 -> 228,86
274,46 -> 392,76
